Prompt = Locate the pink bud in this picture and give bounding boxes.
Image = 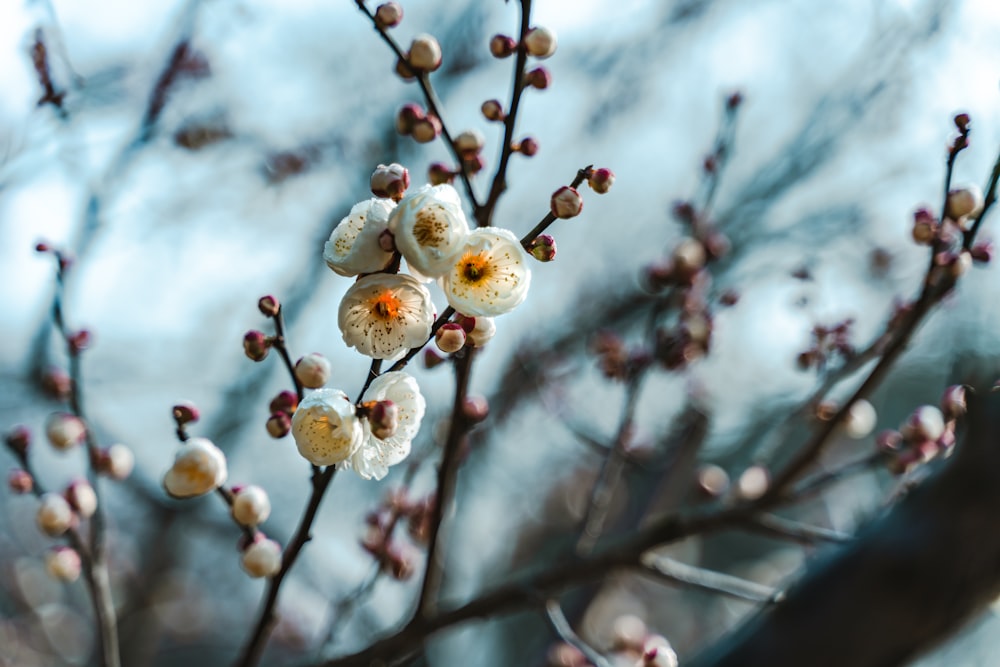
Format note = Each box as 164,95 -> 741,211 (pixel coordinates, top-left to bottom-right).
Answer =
528,234 -> 557,262
395,57 -> 415,81
454,130 -> 485,156
411,115 -> 442,143
523,26 -> 557,58
374,2 -> 403,28
550,186 -> 583,219
5,425 -> 31,456
461,395 -> 489,423
45,546 -> 82,582
428,162 -> 454,185
481,99 -> 504,121
736,465 -> 769,500
941,385 -> 967,419
269,390 -> 298,415
266,412 -> 291,438
40,366 -> 71,400
524,66 -> 552,90
64,479 -> 97,518
45,413 -> 86,450
257,295 -> 280,317
8,468 -> 33,494
378,229 -> 397,252
516,136 -> 539,156
971,240 -> 994,263
172,401 -> 201,425
68,329 -> 92,355
587,167 -> 615,194
370,163 -> 410,200
489,34 -> 517,58
696,464 -> 730,497
396,103 -> 425,135
243,330 -> 270,362
368,400 -> 400,440
435,322 -> 467,354
408,34 -> 442,72
102,444 -> 135,481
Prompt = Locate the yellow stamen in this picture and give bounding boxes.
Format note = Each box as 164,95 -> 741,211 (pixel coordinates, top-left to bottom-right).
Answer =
460,252 -> 491,283
369,291 -> 401,320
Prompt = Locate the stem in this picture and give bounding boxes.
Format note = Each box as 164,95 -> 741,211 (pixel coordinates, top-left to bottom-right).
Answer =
638,553 -> 781,604
545,600 -> 613,667
271,305 -> 304,402
519,167 -> 591,247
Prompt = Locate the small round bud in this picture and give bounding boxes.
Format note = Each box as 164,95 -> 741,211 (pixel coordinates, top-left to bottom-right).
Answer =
423,347 -> 447,369
587,167 -> 615,194
386,545 -> 416,580
461,395 -> 489,423
266,412 -> 291,438
954,113 -> 971,131
45,547 -> 82,582
68,329 -> 92,355
902,405 -> 946,442
396,103 -> 425,135
294,353 -> 331,389
428,162 -> 455,185
461,153 -> 486,175
528,234 -> 557,262
232,485 -> 272,527
736,465 -> 769,500
374,2 -> 403,28
64,480 -> 97,519
971,240 -> 994,263
40,366 -> 72,400
696,463 -> 730,497
524,66 -> 552,90
454,129 -> 486,157
672,238 -> 707,276
611,614 -> 647,651
269,390 -> 298,415
844,399 -> 877,439
950,250 -> 973,277
550,186 -> 583,219
379,228 -> 396,252
481,99 -> 504,121
489,34 -> 517,58
8,468 -> 34,494
36,240 -> 52,253
941,384 -> 967,419
5,425 -> 31,456
163,437 -> 228,499
548,642 -> 586,667
241,536 -> 282,578
641,637 -> 679,667
467,316 -> 496,347
45,413 -> 86,451
946,185 -> 984,224
395,56 -> 415,80
516,136 -> 539,157
411,115 -> 442,143
370,163 -> 410,201
876,429 -> 903,454
37,493 -> 74,536
257,295 -> 280,317
102,444 -> 135,480
435,322 -> 467,353
367,400 -> 399,440
243,330 -> 271,362
523,26 -> 557,58
720,289 -> 740,306
408,34 -> 442,72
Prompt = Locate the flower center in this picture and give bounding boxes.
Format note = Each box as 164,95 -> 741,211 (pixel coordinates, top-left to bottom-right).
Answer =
369,291 -> 401,320
459,252 -> 491,284
413,206 -> 448,247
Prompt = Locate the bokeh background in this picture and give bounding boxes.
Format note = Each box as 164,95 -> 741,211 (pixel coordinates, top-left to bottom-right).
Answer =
3,0 -> 1000,665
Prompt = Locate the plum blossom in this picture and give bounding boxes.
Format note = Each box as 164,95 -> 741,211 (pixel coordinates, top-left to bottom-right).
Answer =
389,184 -> 470,277
440,227 -> 531,317
291,388 -> 363,466
339,273 -> 435,359
345,371 -> 425,480
163,437 -> 228,498
324,198 -> 396,277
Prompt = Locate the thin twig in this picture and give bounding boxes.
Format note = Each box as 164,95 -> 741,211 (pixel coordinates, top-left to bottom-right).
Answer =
638,553 -> 782,604
545,600 -> 613,667
745,513 -> 853,545
519,167 -> 592,246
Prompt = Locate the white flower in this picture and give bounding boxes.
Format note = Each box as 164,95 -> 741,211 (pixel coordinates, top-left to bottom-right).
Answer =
324,198 -> 396,277
241,537 -> 282,578
163,437 -> 228,499
440,227 -> 531,317
291,388 -> 363,466
345,371 -> 425,481
339,273 -> 436,360
389,184 -> 470,278
37,493 -> 74,536
467,316 -> 496,347
231,485 -> 271,527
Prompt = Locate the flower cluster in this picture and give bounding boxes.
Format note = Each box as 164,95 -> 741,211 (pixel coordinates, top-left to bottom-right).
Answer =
876,386 -> 965,474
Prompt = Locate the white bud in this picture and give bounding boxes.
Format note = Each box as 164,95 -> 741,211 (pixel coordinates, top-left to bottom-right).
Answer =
736,465 -> 769,500
467,316 -> 496,347
844,399 -> 877,439
163,437 -> 228,499
105,444 -> 135,480
409,33 -> 442,71
241,538 -> 282,578
45,413 -> 86,450
902,405 -> 945,442
946,184 -> 984,225
37,493 -> 74,536
65,480 -> 98,519
295,353 -> 331,389
640,636 -> 678,667
232,485 -> 271,527
45,547 -> 82,582
672,238 -> 706,274
524,26 -> 557,58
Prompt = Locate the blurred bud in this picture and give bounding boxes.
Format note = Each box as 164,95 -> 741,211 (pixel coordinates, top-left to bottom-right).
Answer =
172,402 -> 200,426
163,437 -> 228,498
411,115 -> 442,143
36,240 -> 52,253
587,167 -> 615,194
516,136 -> 539,156
736,465 -> 769,500
467,316 -> 496,347
481,99 -> 504,121
876,429 -> 903,454
719,289 -> 740,306
40,366 -> 72,401
102,444 -> 135,480
461,153 -> 486,175
550,186 -> 583,219
257,295 -> 280,317
232,485 -> 272,527
37,493 -> 75,536
374,2 -> 403,28
269,390 -> 298,416
241,536 -> 282,578
461,395 -> 489,423
8,468 -> 33,494
435,322 -> 467,353
672,238 -> 707,277
489,34 -> 517,58
386,545 -> 416,580
45,547 -> 82,582
395,56 -> 415,80
726,91 -> 744,109
945,184 -> 984,223
378,228 -> 397,253
524,26 -> 557,58
611,614 -> 648,651
641,637 -> 679,667
45,413 -> 86,450
64,480 -> 97,519
696,463 -> 730,497
971,240 -> 994,263
371,163 -> 410,201
243,330 -> 271,362
67,329 -> 91,355
528,234 -> 557,262
941,384 -> 967,419
294,353 -> 331,389
704,231 -> 731,259
266,412 -> 291,438
911,207 -> 938,245
524,66 -> 552,90
454,130 -> 486,157
954,112 -> 971,131
396,103 -> 425,135
901,405 -> 946,442
950,250 -> 973,277
423,347 -> 447,369
844,399 -> 877,439
428,161 -> 454,185
368,400 -> 399,440
408,34 -> 442,71
5,425 -> 31,456
547,642 -> 586,667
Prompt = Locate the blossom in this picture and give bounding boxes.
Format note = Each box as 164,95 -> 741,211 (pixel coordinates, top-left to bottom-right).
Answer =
231,485 -> 271,527
345,371 -> 425,481
339,273 -> 436,359
389,184 -> 470,278
37,493 -> 74,536
241,537 -> 282,578
324,198 -> 396,277
163,437 -> 228,499
440,227 -> 531,317
291,388 -> 363,466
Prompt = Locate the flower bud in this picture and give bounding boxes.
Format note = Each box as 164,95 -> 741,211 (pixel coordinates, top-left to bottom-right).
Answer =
257,295 -> 280,317
370,163 -> 410,201
611,614 -> 648,652
954,112 -> 971,131
45,547 -> 82,582
172,402 -> 201,426
374,1 -> 403,28
941,384 -> 967,419
876,429 -> 903,454
37,493 -> 74,536
672,238 -> 707,276
516,136 -> 539,156
266,412 -> 291,438
481,99 -> 504,121
524,66 -> 551,90
163,437 -> 228,499
269,390 -> 298,415
901,405 -> 945,442
64,480 -> 97,519
461,153 -> 486,175
241,536 -> 282,578
294,353 -> 331,389
367,400 -> 400,440
45,413 -> 86,451
735,465 -> 769,500
435,322 -> 467,353
68,329 -> 92,355
489,34 -> 517,58
232,485 -> 271,527
950,250 -> 973,277
243,330 -> 270,362
5,425 -> 31,457
423,347 -> 447,369
461,395 -> 489,423
696,463 -> 730,497
387,545 -> 416,580
396,103 -> 425,135
408,33 -> 442,72
524,26 -> 557,58
411,115 -> 442,143
454,130 -> 485,157
945,184 -> 984,223
395,56 -> 415,80
428,162 -> 454,185
550,186 -> 583,219
641,637 -> 679,667
528,234 -> 557,262
102,444 -> 135,480
844,399 -> 877,439
40,366 -> 72,400
971,240 -> 994,263
8,468 -> 33,494
587,167 -> 615,194
911,207 -> 937,245
467,316 -> 496,347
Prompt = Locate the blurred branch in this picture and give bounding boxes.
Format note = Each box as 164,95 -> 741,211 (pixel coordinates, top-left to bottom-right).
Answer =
638,553 -> 781,604
545,599 -> 613,667
744,513 -> 852,546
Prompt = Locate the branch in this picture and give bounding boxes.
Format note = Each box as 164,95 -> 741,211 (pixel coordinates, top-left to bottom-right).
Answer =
545,599 -> 614,667
638,553 -> 781,605
743,513 -> 853,546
